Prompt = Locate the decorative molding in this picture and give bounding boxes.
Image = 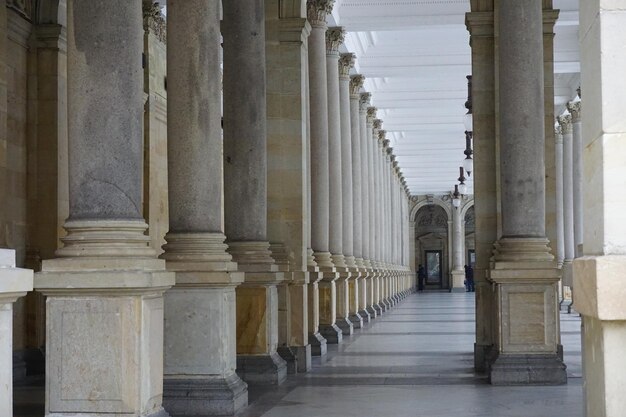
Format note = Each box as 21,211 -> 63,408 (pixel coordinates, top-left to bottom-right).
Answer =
338,53 -> 356,77
306,0 -> 334,27
143,0 -> 166,43
378,130 -> 386,141
367,106 -> 377,120
326,26 -> 345,54
350,74 -> 365,96
359,93 -> 371,111
373,119 -> 383,130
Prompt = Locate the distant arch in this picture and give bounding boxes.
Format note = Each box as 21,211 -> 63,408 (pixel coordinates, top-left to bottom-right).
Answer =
410,196 -> 452,224
35,0 -> 66,26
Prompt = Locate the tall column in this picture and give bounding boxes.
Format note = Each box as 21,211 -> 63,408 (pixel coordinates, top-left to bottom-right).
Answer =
466,5 -> 497,373
35,2 -> 176,416
559,113 -> 575,289
360,93 -> 377,319
0,250 -> 32,416
306,0 -> 342,346
350,75 -> 370,323
326,29 -> 353,337
162,0 -> 248,413
555,126 -> 565,268
451,200 -> 466,291
574,3 -> 626,415
339,54 -> 363,330
369,113 -> 384,316
488,0 -> 565,385
223,0 -> 287,385
567,100 -> 583,257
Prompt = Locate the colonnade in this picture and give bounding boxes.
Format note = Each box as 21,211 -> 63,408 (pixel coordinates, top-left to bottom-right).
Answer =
0,1 -> 413,416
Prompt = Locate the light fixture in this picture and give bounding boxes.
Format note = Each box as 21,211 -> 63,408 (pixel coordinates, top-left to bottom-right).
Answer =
463,75 -> 473,176
458,166 -> 467,195
452,185 -> 461,208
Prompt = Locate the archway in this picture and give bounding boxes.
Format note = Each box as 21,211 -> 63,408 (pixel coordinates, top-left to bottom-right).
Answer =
414,205 -> 449,289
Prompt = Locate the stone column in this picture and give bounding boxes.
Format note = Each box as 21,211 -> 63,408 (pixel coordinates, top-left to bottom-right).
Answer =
567,100 -> 583,257
488,0 -> 565,385
350,75 -> 369,324
162,0 -> 248,412
339,54 -> 363,330
559,113 -> 575,289
555,126 -> 565,268
451,200 -> 466,291
0,249 -> 32,416
223,0 -> 287,385
326,29 -> 353,337
369,112 -> 384,316
35,2 -> 176,416
360,93 -> 377,319
466,6 -> 497,373
306,0 -> 342,346
574,2 -> 626,415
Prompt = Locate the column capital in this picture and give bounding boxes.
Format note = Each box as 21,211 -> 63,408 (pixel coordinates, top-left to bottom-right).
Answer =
359,92 -> 371,112
350,74 -> 365,97
557,114 -> 573,134
566,101 -> 581,123
465,11 -> 494,38
554,124 -> 563,144
373,119 -> 383,130
367,106 -> 378,121
378,129 -> 386,141
143,0 -> 167,42
306,0 -> 334,28
339,53 -> 356,78
326,26 -> 345,54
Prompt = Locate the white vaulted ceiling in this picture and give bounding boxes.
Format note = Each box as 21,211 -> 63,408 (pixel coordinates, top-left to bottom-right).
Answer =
331,0 -> 580,196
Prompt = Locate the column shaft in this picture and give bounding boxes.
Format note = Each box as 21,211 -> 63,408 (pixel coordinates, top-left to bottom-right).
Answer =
568,101 -> 583,257
560,114 -> 575,288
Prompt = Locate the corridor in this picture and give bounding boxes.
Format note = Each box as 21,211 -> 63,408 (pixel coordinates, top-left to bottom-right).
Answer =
242,292 -> 584,417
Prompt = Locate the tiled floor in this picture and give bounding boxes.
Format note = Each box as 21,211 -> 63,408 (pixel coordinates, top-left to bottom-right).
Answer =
241,291 -> 584,417
14,291 -> 584,417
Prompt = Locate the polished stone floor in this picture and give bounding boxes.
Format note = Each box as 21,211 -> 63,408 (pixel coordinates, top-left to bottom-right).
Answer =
241,291 -> 583,417
14,291 -> 583,417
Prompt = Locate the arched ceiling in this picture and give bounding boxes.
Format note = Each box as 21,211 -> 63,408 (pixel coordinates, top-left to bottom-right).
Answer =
331,0 -> 580,196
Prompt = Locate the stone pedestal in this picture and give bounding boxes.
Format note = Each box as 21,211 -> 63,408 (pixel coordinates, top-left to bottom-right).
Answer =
335,272 -> 354,335
487,239 -> 566,385
307,270 -> 327,356
0,250 -> 32,417
318,271 -> 342,344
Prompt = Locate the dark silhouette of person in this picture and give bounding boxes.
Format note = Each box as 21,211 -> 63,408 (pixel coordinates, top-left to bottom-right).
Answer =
417,265 -> 426,292
464,264 -> 474,292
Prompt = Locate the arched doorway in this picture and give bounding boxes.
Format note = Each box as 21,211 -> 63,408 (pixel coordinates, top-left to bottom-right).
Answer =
414,205 -> 449,289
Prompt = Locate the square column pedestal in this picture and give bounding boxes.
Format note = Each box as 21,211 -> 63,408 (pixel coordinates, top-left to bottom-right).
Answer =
277,271 -> 312,374
487,239 -> 566,385
574,255 -> 626,417
451,269 -> 466,293
35,257 -> 174,417
161,250 -> 248,416
0,249 -> 33,417
236,271 -> 287,386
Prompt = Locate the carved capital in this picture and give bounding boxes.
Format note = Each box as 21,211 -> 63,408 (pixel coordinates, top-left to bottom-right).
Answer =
350,74 -> 365,96
143,0 -> 167,43
566,101 -> 581,123
557,114 -> 573,134
307,0 -> 334,28
367,106 -> 378,122
378,130 -> 387,141
326,27 -> 345,54
359,93 -> 371,111
373,119 -> 383,130
339,53 -> 356,77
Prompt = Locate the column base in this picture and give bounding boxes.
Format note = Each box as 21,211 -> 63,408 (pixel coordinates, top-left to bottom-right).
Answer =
358,309 -> 372,323
451,269 -> 466,292
474,342 -> 495,373
163,373 -> 248,417
489,354 -> 567,385
335,317 -> 354,335
373,303 -> 383,315
319,323 -> 343,344
236,352 -> 287,385
309,332 -> 327,357
277,345 -> 311,374
366,305 -> 378,318
348,313 -> 364,329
